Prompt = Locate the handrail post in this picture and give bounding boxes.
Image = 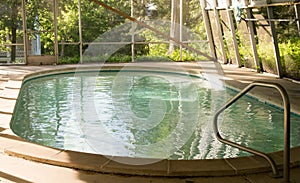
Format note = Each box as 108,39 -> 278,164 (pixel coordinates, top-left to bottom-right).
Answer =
213,81 -> 291,182
279,84 -> 291,183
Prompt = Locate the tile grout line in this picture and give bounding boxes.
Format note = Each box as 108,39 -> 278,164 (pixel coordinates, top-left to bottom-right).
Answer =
0,111 -> 14,115
242,175 -> 256,183
0,96 -> 18,100
99,157 -> 113,169
167,160 -> 170,175
224,158 -> 238,175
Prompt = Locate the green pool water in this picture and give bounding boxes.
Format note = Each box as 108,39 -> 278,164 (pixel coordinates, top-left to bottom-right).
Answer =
11,70 -> 300,160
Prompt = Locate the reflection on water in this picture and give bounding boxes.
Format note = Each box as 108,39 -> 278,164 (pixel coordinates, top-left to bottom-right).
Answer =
11,71 -> 300,160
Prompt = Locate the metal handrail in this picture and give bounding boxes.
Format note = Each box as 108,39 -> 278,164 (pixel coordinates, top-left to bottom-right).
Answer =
213,81 -> 291,182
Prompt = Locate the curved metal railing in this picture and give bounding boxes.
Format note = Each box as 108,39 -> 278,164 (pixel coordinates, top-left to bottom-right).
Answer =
213,81 -> 291,182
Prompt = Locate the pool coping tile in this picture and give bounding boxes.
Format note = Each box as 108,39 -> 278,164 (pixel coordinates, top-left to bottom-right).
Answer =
4,127 -> 295,178
167,159 -> 236,176
100,157 -> 169,176
225,155 -> 274,175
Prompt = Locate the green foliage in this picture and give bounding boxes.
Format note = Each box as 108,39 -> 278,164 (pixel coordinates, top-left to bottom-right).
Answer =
0,0 -> 23,62
255,36 -> 300,78
2,0 -> 206,64
147,43 -> 199,61
273,6 -> 298,42
148,0 -> 171,19
167,49 -> 196,61
257,41 -> 276,72
257,6 -> 300,78
0,27 -> 10,52
235,30 -> 254,68
279,38 -> 300,78
136,55 -> 171,62
149,43 -> 169,56
59,54 -> 132,64
58,56 -> 80,64
107,54 -> 132,63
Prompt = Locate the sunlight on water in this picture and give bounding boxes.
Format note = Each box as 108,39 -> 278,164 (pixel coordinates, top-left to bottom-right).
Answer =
11,71 -> 300,160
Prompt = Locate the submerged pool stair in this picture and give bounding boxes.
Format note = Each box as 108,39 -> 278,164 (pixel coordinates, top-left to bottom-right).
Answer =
213,81 -> 291,183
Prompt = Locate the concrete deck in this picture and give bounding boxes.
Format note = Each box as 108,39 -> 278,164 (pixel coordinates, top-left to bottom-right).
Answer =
0,62 -> 299,183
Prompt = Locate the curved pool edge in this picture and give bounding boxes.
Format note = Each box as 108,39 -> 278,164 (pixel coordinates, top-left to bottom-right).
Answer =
21,63 -> 202,83
1,63 -> 300,178
2,128 -> 300,177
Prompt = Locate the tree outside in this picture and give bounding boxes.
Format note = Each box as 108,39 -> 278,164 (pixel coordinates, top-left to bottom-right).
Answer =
0,0 -> 299,79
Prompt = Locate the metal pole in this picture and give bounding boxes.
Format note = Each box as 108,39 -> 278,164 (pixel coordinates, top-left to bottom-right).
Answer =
225,0 -> 241,67
21,0 -> 28,64
78,0 -> 83,64
179,0 -> 183,61
53,0 -> 59,64
244,0 -> 261,72
267,6 -> 283,78
213,0 -> 227,63
213,81 -> 291,181
280,85 -> 291,183
294,4 -> 300,37
131,0 -> 135,63
200,0 -> 217,60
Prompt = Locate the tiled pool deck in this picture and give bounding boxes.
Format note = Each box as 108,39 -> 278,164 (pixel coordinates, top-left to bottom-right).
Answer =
0,62 -> 299,183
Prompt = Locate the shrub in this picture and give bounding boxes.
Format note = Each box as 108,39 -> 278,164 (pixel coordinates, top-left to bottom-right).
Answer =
58,56 -> 80,64
279,38 -> 300,79
257,41 -> 276,73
